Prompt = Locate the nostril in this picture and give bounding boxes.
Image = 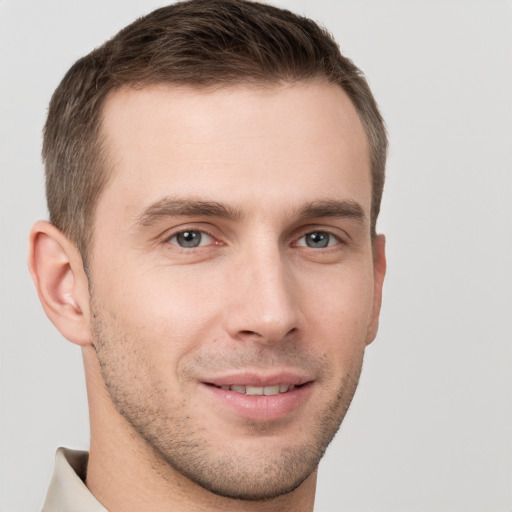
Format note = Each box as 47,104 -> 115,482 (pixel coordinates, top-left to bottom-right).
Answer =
239,330 -> 262,337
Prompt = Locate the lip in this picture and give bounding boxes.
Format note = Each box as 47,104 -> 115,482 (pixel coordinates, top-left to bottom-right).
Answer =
200,372 -> 314,422
203,371 -> 311,388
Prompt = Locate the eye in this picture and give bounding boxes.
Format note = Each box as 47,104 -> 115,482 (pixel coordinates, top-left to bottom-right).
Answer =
168,230 -> 213,248
297,231 -> 340,249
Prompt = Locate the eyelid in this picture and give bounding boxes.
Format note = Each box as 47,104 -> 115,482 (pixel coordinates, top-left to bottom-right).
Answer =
294,231 -> 341,248
163,224 -> 221,247
168,230 -> 213,247
292,225 -> 348,247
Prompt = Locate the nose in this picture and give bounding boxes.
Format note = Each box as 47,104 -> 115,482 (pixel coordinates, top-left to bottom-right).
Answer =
223,244 -> 302,345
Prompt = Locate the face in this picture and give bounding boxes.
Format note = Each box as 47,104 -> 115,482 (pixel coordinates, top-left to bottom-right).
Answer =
88,82 -> 384,500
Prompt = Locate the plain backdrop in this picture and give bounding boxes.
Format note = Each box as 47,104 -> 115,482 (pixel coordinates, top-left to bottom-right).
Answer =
1,1 -> 511,511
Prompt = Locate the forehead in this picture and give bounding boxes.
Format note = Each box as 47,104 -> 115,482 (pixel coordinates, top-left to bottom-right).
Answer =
97,82 -> 371,223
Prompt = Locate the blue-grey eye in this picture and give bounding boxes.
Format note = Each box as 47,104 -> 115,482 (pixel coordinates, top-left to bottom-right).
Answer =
171,230 -> 211,248
299,231 -> 338,248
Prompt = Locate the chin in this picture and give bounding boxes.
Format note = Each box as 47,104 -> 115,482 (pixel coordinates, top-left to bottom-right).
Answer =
160,442 -> 321,501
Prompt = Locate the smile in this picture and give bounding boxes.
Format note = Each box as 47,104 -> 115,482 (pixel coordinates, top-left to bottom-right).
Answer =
203,378 -> 313,422
212,384 -> 296,395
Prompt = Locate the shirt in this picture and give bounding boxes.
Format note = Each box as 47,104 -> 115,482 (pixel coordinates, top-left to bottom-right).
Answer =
42,447 -> 107,512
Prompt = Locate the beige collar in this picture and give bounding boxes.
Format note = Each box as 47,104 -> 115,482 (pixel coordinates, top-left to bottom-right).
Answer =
42,447 -> 107,512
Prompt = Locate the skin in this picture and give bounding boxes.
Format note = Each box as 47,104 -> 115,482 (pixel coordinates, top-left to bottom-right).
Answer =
29,81 -> 386,512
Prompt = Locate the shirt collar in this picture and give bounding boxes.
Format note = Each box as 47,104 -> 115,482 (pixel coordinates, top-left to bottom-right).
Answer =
42,447 -> 107,512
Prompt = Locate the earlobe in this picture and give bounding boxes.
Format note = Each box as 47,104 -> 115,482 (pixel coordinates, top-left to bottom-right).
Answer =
365,234 -> 387,345
28,220 -> 93,346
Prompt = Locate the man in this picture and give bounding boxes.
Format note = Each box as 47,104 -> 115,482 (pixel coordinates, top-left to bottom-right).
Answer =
28,0 -> 387,510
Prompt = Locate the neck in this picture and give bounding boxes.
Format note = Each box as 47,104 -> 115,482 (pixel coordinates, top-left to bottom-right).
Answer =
83,347 -> 317,512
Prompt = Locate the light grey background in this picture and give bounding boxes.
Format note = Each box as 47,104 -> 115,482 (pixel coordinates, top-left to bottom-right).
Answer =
1,1 -> 511,511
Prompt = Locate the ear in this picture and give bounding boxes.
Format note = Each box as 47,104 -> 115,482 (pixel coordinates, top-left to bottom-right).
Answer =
365,234 -> 386,345
28,220 -> 93,346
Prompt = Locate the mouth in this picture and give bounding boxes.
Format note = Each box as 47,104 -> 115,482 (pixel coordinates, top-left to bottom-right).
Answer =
201,375 -> 314,422
207,383 -> 299,395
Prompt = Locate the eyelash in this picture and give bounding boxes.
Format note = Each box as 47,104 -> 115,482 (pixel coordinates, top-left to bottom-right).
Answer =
166,228 -> 218,249
165,227 -> 344,250
295,231 -> 342,249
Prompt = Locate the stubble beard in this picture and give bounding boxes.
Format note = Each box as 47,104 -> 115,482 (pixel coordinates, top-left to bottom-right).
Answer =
91,300 -> 364,501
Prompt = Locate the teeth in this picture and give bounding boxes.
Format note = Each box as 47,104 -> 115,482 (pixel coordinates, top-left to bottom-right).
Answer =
246,386 -> 263,395
216,384 -> 296,395
263,385 -> 280,396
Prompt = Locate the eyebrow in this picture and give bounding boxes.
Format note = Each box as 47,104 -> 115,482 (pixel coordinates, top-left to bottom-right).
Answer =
133,196 -> 366,230
133,197 -> 243,228
297,199 -> 367,224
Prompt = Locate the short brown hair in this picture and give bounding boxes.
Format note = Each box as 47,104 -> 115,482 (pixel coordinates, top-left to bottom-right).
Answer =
43,0 -> 387,260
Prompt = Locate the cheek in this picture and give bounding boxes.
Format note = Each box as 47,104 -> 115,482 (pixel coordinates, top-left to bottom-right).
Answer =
95,265 -> 224,357
300,265 -> 375,349
92,247 -> 375,367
